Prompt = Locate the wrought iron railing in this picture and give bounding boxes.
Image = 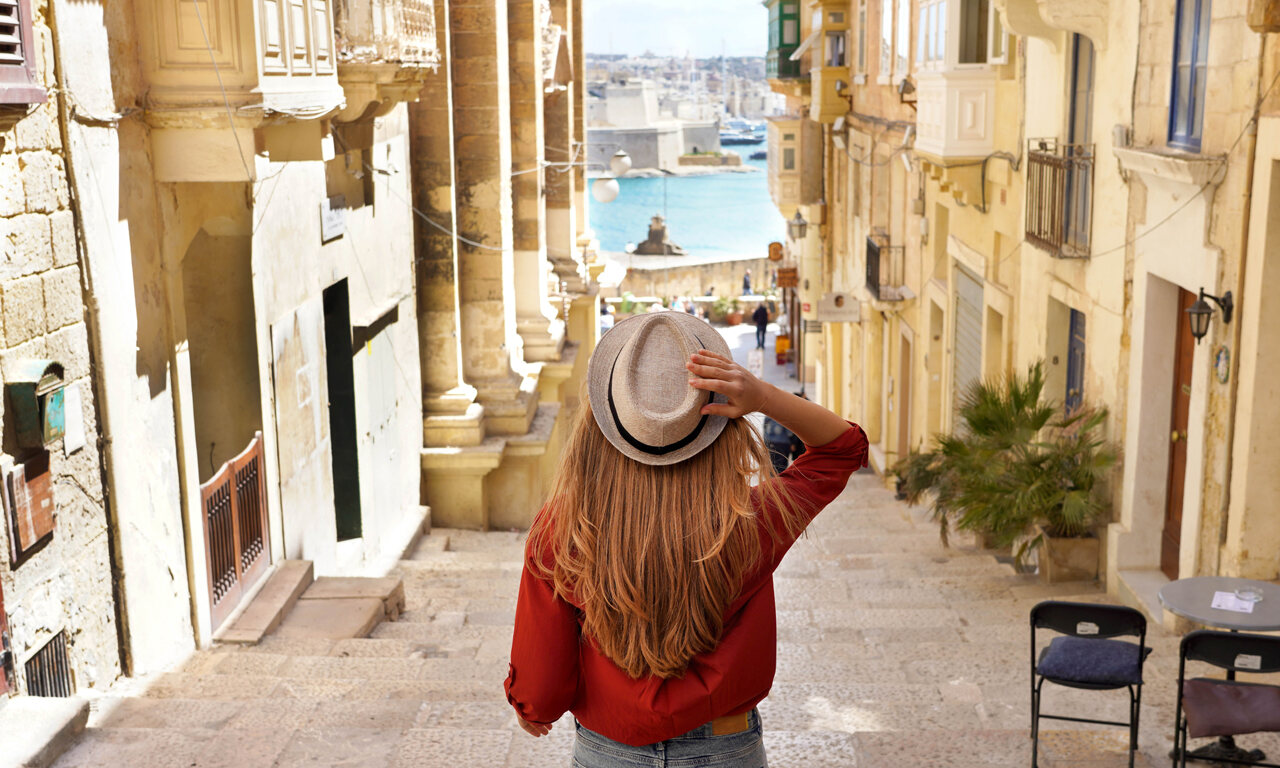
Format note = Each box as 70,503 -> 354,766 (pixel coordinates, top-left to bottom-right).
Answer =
865,234 -> 906,301
201,432 -> 271,630
1025,139 -> 1094,258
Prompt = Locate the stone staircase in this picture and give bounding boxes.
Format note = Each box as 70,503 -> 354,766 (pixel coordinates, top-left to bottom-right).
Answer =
49,471 -> 1261,767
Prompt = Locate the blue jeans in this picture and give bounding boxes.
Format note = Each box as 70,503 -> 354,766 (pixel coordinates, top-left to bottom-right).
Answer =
573,709 -> 767,768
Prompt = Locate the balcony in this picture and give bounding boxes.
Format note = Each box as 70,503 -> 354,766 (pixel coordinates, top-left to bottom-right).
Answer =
913,68 -> 997,161
865,234 -> 909,302
1025,139 -> 1094,259
335,0 -> 440,123
766,116 -> 822,218
810,66 -> 848,124
766,47 -> 803,79
139,0 -> 346,180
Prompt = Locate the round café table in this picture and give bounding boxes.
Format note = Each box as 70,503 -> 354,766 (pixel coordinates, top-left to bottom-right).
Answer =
1159,576 -> 1280,764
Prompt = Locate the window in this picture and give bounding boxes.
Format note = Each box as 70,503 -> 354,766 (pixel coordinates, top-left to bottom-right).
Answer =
783,19 -> 798,45
958,0 -> 989,64
826,32 -> 847,66
918,0 -> 946,66
988,5 -> 1008,63
895,0 -> 910,78
1169,0 -> 1210,150
783,147 -> 796,170
880,0 -> 893,77
0,0 -> 46,107
857,0 -> 867,72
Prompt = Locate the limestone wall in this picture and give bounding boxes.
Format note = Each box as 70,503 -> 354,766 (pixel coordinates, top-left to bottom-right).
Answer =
0,0 -> 121,693
613,256 -> 774,301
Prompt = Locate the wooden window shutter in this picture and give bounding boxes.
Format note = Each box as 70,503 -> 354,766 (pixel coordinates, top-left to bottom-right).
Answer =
0,0 -> 47,106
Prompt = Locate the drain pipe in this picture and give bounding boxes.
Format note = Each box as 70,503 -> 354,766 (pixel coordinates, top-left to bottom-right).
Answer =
46,0 -> 132,676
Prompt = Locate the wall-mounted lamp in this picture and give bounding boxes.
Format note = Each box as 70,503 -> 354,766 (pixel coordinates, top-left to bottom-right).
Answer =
788,210 -> 809,241
897,77 -> 917,109
1185,288 -> 1233,344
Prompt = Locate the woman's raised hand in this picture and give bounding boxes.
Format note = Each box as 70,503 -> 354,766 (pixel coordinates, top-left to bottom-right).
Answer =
687,349 -> 775,419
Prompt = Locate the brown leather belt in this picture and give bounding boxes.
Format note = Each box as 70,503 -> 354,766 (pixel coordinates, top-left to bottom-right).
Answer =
710,711 -> 751,736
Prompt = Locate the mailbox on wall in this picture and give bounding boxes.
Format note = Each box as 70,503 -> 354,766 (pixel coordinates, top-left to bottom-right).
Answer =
7,361 -> 65,449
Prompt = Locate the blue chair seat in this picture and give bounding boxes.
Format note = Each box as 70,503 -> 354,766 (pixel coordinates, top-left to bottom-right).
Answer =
1037,636 -> 1152,686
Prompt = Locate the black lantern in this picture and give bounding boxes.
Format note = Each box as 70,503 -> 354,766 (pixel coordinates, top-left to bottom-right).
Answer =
1185,288 -> 1233,344
788,210 -> 808,241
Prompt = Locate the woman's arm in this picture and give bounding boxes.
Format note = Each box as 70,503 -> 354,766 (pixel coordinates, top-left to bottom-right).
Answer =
687,350 -> 848,446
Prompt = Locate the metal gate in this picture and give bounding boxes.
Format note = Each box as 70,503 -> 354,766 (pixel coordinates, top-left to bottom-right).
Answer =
201,431 -> 271,631
952,270 -> 984,428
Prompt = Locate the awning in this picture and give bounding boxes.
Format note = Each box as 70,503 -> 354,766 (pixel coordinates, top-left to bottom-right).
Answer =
789,27 -> 822,61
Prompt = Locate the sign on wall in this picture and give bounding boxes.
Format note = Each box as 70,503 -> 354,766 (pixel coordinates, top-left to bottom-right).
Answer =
817,292 -> 861,323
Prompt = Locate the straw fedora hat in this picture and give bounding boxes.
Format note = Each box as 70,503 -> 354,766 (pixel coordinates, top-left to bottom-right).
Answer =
587,311 -> 732,466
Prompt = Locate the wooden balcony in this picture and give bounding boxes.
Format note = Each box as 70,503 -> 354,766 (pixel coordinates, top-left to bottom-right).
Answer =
1025,140 -> 1094,259
140,0 -> 346,180
767,116 -> 822,218
913,67 -> 997,161
810,66 -> 849,124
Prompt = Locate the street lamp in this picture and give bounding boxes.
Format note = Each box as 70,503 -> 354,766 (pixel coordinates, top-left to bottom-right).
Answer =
590,149 -> 632,204
1185,288 -> 1233,344
610,150 -> 633,176
787,210 -> 808,241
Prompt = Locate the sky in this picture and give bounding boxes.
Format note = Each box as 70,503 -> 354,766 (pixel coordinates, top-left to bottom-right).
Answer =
583,0 -> 768,58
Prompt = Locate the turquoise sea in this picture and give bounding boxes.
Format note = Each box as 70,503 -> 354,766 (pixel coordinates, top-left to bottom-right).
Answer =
588,156 -> 787,260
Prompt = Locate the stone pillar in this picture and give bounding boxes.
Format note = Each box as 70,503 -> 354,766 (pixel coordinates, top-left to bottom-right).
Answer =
451,0 -> 537,435
508,0 -> 565,362
571,0 -> 588,238
544,0 -> 586,292
410,0 -> 485,447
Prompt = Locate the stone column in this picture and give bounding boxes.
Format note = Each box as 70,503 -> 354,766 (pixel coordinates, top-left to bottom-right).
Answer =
571,0 -> 588,238
543,0 -> 582,292
410,0 -> 485,447
451,0 -> 537,435
508,0 -> 565,362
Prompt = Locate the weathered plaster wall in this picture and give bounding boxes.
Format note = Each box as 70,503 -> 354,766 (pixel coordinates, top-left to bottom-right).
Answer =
0,0 -> 121,692
613,256 -> 773,301
251,109 -> 423,576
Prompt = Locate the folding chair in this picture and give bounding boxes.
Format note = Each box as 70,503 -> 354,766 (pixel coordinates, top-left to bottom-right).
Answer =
1174,630 -> 1280,767
1030,600 -> 1150,768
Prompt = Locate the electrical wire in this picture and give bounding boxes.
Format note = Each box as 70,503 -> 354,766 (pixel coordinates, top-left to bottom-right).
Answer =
189,0 -> 254,185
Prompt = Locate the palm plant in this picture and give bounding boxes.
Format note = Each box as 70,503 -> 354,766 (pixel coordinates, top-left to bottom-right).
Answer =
892,362 -> 1116,563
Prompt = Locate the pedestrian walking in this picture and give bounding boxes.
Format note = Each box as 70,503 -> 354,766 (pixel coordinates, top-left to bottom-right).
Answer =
505,312 -> 868,766
742,269 -> 752,296
752,301 -> 769,349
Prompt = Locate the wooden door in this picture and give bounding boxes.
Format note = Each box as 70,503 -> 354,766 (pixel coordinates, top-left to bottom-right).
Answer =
1161,289 -> 1196,580
952,270 -> 984,427
898,335 -> 912,457
1065,308 -> 1086,413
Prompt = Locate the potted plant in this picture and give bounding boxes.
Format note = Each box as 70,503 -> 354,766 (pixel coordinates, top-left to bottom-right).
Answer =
725,298 -> 743,326
892,362 -> 1116,581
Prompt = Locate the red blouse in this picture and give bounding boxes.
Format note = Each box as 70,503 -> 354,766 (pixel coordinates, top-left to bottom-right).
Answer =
503,423 -> 868,747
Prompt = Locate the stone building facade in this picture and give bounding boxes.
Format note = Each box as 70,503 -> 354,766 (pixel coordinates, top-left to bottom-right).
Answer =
0,0 -> 594,704
0,0 -> 120,697
766,0 -> 1280,618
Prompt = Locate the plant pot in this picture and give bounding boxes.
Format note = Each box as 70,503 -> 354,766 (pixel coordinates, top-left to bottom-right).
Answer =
1037,528 -> 1099,583
726,312 -> 743,326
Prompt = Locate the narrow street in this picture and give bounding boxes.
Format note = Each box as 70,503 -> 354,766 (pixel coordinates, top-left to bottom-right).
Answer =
48,323 -> 1270,767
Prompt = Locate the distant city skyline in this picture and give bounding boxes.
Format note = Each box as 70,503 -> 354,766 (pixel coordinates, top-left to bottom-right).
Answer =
583,0 -> 767,59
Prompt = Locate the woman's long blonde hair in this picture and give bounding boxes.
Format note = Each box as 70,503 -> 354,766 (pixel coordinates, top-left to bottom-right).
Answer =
528,404 -> 806,680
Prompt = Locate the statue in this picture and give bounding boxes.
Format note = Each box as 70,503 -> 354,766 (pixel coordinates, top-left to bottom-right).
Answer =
634,214 -> 687,256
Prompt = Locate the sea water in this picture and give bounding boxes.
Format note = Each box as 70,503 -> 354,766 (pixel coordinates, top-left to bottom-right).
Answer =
588,156 -> 787,260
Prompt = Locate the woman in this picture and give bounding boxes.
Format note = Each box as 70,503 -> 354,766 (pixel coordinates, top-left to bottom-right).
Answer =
504,312 -> 867,766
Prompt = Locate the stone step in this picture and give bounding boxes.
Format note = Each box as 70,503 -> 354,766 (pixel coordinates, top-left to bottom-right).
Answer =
299,576 -> 406,621
0,696 -> 89,768
215,560 -> 314,645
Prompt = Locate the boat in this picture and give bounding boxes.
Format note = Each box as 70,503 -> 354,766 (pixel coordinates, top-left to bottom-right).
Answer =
749,150 -> 767,160
719,130 -> 764,146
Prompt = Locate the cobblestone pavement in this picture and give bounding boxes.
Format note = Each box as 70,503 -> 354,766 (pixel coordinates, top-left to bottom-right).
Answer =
50,324 -> 1280,766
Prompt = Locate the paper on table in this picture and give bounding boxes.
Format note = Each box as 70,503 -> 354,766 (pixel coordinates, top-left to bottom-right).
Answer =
1211,590 -> 1256,614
